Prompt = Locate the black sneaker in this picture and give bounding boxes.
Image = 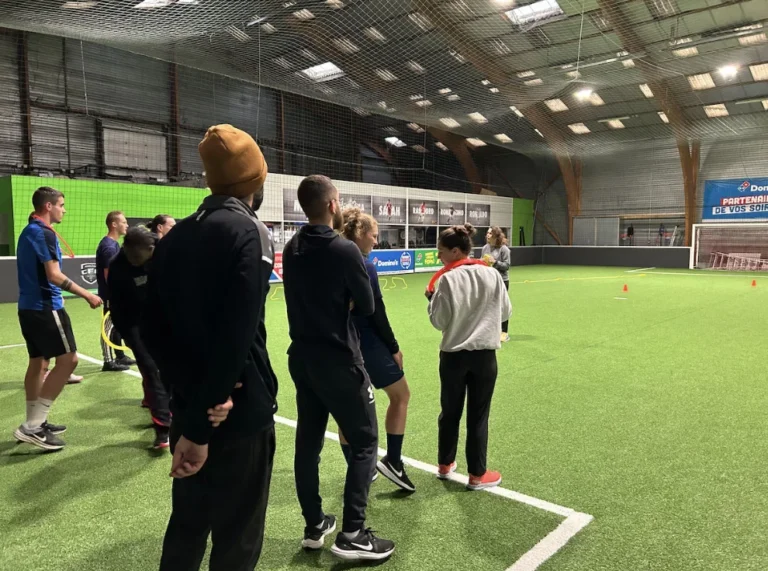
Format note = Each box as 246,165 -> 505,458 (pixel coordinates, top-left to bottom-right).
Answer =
302,514 -> 337,550
13,425 -> 65,451
330,529 -> 395,561
115,356 -> 136,367
41,421 -> 67,435
377,455 -> 415,492
102,361 -> 130,372
153,427 -> 170,450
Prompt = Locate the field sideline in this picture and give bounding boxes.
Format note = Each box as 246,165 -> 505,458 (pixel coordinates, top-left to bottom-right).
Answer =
1,265 -> 767,570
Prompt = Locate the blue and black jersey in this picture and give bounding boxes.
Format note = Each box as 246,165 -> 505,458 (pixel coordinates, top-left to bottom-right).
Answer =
17,218 -> 63,311
352,258 -> 399,355
95,236 -> 121,300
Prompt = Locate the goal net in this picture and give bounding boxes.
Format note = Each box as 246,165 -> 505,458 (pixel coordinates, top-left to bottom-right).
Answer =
691,223 -> 768,270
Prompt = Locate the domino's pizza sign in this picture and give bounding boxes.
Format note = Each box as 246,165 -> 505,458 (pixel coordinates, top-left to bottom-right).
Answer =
369,249 -> 415,274
703,177 -> 768,221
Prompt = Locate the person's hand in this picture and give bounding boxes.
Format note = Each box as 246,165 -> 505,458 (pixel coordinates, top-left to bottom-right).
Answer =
424,288 -> 433,301
170,436 -> 208,478
392,351 -> 404,370
482,254 -> 496,267
207,383 -> 242,427
86,293 -> 103,309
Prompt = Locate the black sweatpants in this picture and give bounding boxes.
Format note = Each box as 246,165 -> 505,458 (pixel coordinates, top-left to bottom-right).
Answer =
438,350 -> 498,477
159,424 -> 276,571
502,281 -> 510,334
101,303 -> 126,362
289,354 -> 378,533
121,327 -> 171,429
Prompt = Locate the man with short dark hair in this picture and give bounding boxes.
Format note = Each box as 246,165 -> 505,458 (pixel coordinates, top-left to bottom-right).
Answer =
283,174 -> 395,561
142,125 -> 278,571
15,187 -> 103,451
96,210 -> 134,372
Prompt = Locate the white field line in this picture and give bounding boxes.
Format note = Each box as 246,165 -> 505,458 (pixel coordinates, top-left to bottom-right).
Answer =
0,343 -> 25,350
626,267 -> 655,273
77,352 -> 593,570
643,271 -> 766,278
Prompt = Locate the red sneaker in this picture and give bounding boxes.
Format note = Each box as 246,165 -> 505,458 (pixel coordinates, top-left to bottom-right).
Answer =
437,462 -> 457,480
467,470 -> 502,490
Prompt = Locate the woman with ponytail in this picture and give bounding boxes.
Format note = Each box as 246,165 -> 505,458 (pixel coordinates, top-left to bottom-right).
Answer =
147,214 -> 176,239
426,224 -> 512,491
339,207 -> 415,492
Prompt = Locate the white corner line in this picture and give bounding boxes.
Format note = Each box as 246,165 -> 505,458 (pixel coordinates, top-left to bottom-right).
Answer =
0,343 -> 26,350
626,267 -> 655,273
77,351 -> 593,569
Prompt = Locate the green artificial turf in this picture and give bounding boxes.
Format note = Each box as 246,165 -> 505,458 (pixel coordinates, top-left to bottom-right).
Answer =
1,265 -> 768,570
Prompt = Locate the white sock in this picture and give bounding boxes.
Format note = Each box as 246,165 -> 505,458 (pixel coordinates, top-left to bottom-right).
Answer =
24,401 -> 37,429
27,397 -> 53,430
342,530 -> 362,540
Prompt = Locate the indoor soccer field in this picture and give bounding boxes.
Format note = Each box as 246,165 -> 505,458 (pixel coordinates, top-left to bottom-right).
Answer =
1,265 -> 767,571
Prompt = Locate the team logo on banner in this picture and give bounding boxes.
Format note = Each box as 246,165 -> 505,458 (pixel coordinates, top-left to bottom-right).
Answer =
80,263 -> 97,285
400,251 -> 412,269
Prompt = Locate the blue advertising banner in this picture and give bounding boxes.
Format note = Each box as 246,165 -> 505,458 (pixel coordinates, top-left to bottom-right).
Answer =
368,249 -> 414,274
703,178 -> 768,221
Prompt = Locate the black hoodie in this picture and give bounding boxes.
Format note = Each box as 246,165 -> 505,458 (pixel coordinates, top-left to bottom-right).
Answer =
283,225 -> 375,365
141,195 -> 278,445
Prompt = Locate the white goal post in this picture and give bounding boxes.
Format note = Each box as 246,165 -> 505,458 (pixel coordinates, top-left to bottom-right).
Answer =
690,223 -> 768,270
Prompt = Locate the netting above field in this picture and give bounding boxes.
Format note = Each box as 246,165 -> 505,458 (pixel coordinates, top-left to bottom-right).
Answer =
2,0 -> 768,158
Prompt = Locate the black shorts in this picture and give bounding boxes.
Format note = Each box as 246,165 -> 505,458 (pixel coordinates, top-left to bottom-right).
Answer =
18,308 -> 77,359
361,337 -> 404,390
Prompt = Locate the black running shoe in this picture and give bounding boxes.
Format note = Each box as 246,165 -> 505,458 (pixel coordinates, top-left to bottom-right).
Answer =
377,455 -> 415,492
116,356 -> 136,367
153,426 -> 170,450
13,425 -> 65,451
302,514 -> 337,550
102,361 -> 130,372
41,421 -> 67,435
330,529 -> 395,561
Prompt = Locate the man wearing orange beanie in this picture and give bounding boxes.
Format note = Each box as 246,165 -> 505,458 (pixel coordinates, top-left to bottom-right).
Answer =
141,125 -> 278,571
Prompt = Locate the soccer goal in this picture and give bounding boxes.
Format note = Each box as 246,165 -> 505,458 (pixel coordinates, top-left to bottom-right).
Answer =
690,223 -> 768,270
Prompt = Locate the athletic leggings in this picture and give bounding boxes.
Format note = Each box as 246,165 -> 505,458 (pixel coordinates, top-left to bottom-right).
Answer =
502,281 -> 510,334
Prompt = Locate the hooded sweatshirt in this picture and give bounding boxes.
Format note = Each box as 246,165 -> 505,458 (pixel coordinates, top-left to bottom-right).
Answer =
141,195 -> 278,445
283,225 -> 375,365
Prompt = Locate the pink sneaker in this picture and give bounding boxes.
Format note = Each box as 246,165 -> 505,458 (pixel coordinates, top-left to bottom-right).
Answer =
437,462 -> 457,480
467,470 -> 502,491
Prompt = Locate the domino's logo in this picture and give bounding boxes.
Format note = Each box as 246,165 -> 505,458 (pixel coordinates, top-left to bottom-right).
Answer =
739,180 -> 750,192
400,251 -> 412,269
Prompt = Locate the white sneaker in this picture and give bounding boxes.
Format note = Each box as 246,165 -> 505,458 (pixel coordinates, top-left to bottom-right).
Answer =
67,374 -> 83,384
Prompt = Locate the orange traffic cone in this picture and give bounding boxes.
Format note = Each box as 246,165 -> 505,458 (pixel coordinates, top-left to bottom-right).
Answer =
623,284 -> 628,293
752,279 -> 757,288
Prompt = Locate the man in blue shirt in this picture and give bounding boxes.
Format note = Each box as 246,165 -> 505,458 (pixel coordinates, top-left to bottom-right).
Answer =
96,210 -> 134,372
15,186 -> 103,451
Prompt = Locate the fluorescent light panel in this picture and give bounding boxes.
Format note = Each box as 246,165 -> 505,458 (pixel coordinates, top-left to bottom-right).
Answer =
524,78 -> 543,86
639,83 -> 654,98
440,117 -> 460,128
300,62 -> 344,83
415,100 -> 433,107
688,73 -> 715,90
517,70 -> 536,78
588,93 -> 605,106
447,94 -> 461,101
375,69 -> 398,82
658,111 -> 669,123
62,1 -> 98,8
505,0 -> 564,27
466,138 -> 487,147
545,98 -> 569,112
749,63 -> 768,82
468,112 -> 488,124
407,123 -> 425,133
704,103 -> 728,118
568,122 -> 590,134
293,9 -> 315,20
225,25 -> 251,42
365,27 -> 387,42
606,119 -> 625,129
406,61 -> 426,74
409,12 -> 433,31
261,23 -> 277,34
333,38 -> 359,53
412,145 -> 427,153
435,142 -> 449,151
494,133 -> 513,143
510,106 -> 524,118
740,33 -> 767,46
385,136 -> 407,148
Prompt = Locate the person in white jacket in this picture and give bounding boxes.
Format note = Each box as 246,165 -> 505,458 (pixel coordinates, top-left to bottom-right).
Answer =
425,224 -> 512,491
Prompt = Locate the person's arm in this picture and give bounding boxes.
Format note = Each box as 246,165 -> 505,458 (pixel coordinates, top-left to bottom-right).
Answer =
106,264 -> 132,334
363,262 -> 399,353
182,230 -> 266,446
428,277 -> 453,331
344,244 -> 375,317
494,246 -> 511,273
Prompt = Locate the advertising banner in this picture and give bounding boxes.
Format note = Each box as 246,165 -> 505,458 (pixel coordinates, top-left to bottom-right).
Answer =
703,178 -> 768,221
438,201 -> 465,225
467,203 -> 491,228
340,193 -> 372,214
414,248 -> 441,272
408,200 -> 438,226
270,252 -> 283,283
372,196 -> 407,225
283,188 -> 308,222
369,249 -> 414,274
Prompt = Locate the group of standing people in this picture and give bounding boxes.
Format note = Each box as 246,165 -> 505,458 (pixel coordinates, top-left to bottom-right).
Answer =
13,123 -> 512,570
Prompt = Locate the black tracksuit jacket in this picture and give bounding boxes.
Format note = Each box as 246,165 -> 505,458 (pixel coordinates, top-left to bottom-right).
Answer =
141,195 -> 278,446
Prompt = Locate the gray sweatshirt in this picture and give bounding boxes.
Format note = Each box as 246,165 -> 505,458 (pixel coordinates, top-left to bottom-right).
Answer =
428,264 -> 513,352
481,243 -> 511,282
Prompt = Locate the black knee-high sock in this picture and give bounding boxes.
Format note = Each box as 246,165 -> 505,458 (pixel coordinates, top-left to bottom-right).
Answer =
386,434 -> 404,465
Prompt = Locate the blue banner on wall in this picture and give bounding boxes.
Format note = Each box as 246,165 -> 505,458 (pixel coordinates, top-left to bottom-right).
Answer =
368,249 -> 414,274
703,178 -> 768,221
